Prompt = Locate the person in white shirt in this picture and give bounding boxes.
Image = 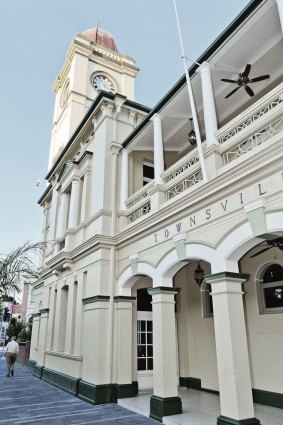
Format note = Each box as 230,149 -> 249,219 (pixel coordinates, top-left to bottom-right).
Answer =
4,336 -> 19,377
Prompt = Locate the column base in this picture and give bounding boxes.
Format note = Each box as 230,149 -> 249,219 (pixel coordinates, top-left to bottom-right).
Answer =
78,380 -> 138,404
217,416 -> 261,425
150,395 -> 182,422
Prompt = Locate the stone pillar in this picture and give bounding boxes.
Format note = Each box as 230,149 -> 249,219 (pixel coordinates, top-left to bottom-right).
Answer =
29,313 -> 41,362
120,149 -> 129,210
73,280 -> 84,356
56,192 -> 69,238
205,272 -> 261,425
80,173 -> 90,223
53,283 -> 68,352
46,288 -> 57,351
147,286 -> 182,422
276,0 -> 283,33
37,309 -> 50,366
198,61 -> 218,146
151,114 -> 164,184
114,296 -> 136,398
78,297 -> 110,404
68,179 -> 80,229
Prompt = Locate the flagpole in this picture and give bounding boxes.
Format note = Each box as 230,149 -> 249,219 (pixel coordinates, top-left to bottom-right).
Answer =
172,0 -> 208,183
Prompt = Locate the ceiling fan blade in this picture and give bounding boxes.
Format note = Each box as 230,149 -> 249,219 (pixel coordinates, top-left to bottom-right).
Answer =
245,85 -> 254,97
243,64 -> 251,78
221,78 -> 238,84
250,247 -> 271,258
249,75 -> 270,83
225,86 -> 241,99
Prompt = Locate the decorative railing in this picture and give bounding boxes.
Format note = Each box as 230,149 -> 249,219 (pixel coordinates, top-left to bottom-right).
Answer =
125,181 -> 154,209
219,97 -> 283,144
216,82 -> 283,146
165,170 -> 203,200
223,115 -> 283,164
129,200 -> 151,223
163,152 -> 199,183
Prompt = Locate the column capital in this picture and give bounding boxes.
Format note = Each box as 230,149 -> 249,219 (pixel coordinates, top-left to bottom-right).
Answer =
205,271 -> 249,284
110,141 -> 122,155
150,112 -> 163,123
148,286 -> 179,296
197,60 -> 212,74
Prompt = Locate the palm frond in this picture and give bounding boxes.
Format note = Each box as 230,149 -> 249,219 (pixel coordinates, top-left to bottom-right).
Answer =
0,241 -> 48,297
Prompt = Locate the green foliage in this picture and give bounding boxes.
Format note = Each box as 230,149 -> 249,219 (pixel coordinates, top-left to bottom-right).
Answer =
18,328 -> 32,342
0,241 -> 47,297
6,317 -> 25,339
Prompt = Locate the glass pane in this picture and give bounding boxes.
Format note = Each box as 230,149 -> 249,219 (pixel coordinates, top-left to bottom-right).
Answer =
147,345 -> 153,357
264,285 -> 283,308
147,333 -> 153,344
147,321 -> 152,331
143,164 -> 154,179
140,321 -> 146,331
140,333 -> 146,344
147,358 -> 153,370
263,264 -> 283,283
138,345 -> 146,357
138,359 -> 146,371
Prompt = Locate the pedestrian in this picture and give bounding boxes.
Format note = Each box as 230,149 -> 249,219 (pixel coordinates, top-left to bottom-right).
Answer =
4,336 -> 19,377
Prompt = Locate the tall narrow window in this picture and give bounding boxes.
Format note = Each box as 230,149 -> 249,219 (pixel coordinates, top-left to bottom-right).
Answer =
137,288 -> 153,371
137,319 -> 153,371
143,161 -> 154,186
57,285 -> 69,351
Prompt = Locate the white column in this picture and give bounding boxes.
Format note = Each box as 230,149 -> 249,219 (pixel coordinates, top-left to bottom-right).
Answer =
147,285 -> 182,422
64,282 -> 76,353
68,179 -> 80,229
198,61 -> 218,146
120,149 -> 129,210
48,186 -> 59,241
205,272 -> 260,424
151,114 -> 165,185
73,280 -> 84,356
56,192 -> 69,238
80,173 -> 90,223
114,297 -> 134,387
276,0 -> 283,33
37,309 -> 49,366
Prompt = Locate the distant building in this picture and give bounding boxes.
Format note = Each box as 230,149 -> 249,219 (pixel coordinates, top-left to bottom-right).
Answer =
30,1 -> 283,424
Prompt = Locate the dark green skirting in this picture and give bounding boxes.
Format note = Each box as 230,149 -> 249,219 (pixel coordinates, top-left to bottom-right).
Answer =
252,388 -> 283,409
27,359 -> 37,371
33,364 -> 43,378
78,381 -> 138,404
149,395 -> 182,422
41,367 -> 80,396
217,416 -> 261,425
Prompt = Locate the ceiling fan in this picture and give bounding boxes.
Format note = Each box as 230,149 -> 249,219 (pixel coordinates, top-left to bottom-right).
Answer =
250,237 -> 283,258
221,64 -> 270,99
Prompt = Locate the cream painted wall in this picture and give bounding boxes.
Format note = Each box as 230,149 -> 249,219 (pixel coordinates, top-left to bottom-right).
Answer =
241,249 -> 283,393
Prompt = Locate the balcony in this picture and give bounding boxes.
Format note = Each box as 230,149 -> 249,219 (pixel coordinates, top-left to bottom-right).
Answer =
123,82 -> 283,225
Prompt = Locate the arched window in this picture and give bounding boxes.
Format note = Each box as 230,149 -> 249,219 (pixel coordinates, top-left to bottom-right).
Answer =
260,264 -> 283,313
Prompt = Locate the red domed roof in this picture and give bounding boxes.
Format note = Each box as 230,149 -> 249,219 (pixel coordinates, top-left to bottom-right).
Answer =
81,27 -> 118,52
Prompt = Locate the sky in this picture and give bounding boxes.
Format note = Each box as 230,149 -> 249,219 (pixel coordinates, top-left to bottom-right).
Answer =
0,0 -> 250,255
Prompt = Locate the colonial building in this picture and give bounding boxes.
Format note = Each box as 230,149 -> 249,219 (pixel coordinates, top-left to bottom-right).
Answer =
29,1 -> 283,423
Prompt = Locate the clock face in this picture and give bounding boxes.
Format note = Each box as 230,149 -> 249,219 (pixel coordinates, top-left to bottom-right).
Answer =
91,74 -> 115,94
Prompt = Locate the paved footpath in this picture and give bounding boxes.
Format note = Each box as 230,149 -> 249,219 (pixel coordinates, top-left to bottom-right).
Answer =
0,352 -> 159,425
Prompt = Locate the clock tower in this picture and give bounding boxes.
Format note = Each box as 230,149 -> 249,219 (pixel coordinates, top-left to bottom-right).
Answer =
48,27 -> 139,169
